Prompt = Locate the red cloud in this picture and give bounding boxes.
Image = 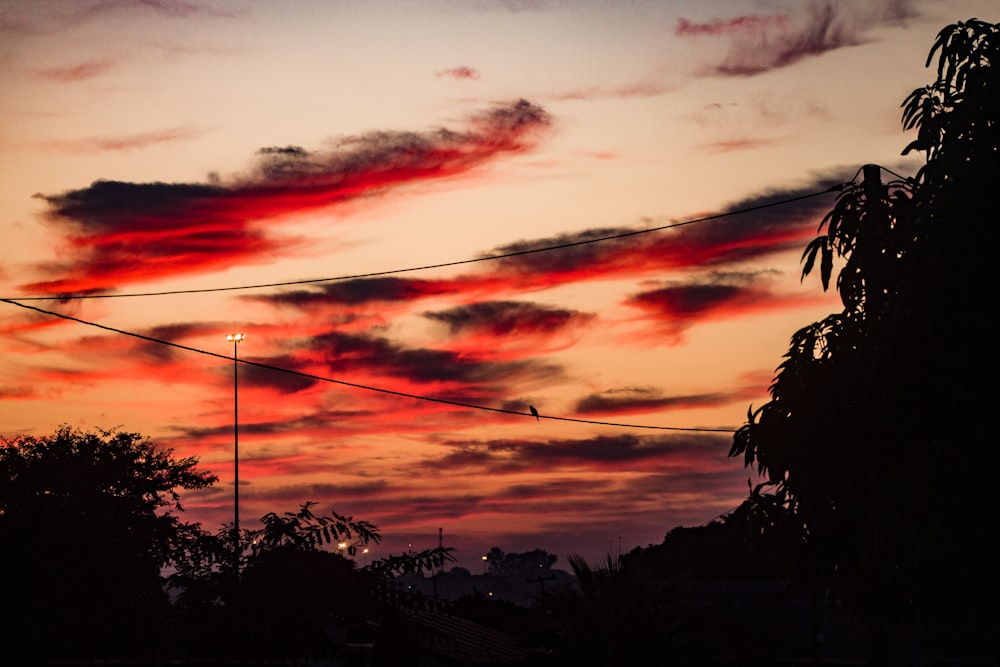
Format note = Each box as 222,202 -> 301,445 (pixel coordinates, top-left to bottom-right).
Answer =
22,100 -> 551,296
483,178 -> 842,287
32,58 -> 117,82
701,137 -> 780,153
242,176 -> 843,372
436,66 -> 480,80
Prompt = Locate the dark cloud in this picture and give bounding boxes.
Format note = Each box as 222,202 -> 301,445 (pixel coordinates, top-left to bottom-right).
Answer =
24,100 -> 551,296
574,386 -> 737,416
255,480 -> 390,506
0,385 -> 37,399
237,355 -> 320,394
427,432 -> 730,473
626,269 -> 779,322
424,301 -> 594,337
311,330 -> 562,388
167,408 -> 373,441
133,322 -> 219,362
678,1 -> 915,76
623,268 -> 833,342
261,277 -> 455,308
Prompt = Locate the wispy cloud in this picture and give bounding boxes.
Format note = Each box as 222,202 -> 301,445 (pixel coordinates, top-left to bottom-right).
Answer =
436,66 -> 480,80
37,126 -> 205,153
676,15 -> 790,37
426,432 -> 730,473
31,58 -> 118,82
678,0 -> 915,76
551,79 -> 677,102
573,386 -> 742,417
3,0 -> 236,38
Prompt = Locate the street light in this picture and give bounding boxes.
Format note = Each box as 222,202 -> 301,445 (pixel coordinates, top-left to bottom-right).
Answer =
226,332 -> 245,570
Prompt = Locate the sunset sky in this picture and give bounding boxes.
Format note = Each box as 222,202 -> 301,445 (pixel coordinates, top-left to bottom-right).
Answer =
2,0 -> 995,571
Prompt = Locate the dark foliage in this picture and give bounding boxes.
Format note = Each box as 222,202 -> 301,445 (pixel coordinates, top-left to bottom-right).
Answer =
0,426 -> 216,661
730,18 -> 1000,654
483,546 -> 558,578
169,501 -> 455,660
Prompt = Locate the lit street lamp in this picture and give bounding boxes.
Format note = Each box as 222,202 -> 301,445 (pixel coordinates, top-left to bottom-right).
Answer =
226,332 -> 245,569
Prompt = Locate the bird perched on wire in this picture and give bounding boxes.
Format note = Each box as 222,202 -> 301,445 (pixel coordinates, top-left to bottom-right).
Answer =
529,405 -> 539,421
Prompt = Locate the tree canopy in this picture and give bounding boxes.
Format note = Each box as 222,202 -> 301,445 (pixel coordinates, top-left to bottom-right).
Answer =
730,18 -> 999,647
484,546 -> 558,578
0,426 -> 455,661
0,426 -> 217,659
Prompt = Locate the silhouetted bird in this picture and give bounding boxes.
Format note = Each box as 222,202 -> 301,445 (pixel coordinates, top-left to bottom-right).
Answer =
529,405 -> 539,421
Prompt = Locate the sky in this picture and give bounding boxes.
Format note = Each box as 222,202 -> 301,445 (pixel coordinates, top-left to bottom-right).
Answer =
2,0 -> 996,571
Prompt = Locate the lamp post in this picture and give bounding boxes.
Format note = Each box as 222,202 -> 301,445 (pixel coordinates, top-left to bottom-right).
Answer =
226,332 -> 245,570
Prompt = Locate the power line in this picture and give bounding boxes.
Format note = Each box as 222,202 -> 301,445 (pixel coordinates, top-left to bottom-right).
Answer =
0,298 -> 737,433
4,186 -> 842,301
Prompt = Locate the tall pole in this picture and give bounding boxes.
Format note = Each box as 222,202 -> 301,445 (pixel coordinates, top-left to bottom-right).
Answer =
226,333 -> 245,571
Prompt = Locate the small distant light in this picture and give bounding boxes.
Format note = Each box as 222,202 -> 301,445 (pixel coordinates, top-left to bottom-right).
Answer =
226,333 -> 246,343
337,542 -> 347,550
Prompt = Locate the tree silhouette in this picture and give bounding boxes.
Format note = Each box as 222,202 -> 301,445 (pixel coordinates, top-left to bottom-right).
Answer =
484,546 -> 557,578
0,426 -> 216,660
1,424 -> 461,661
171,501 -> 455,660
730,19 -> 999,656
541,552 -> 705,666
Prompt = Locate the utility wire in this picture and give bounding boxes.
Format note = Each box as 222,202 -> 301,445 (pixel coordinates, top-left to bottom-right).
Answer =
0,298 -> 737,433
4,187 -> 842,301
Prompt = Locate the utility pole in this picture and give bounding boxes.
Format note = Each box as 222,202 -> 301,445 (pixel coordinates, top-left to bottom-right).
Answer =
862,164 -> 889,318
226,332 -> 246,573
